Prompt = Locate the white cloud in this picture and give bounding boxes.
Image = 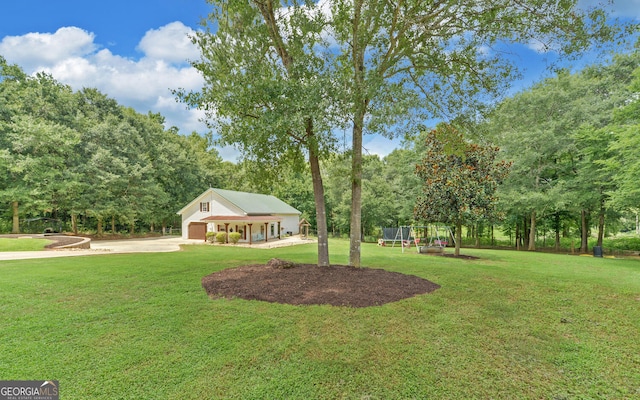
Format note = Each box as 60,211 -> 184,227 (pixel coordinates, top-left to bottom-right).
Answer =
137,21 -> 200,63
363,136 -> 402,159
578,0 -> 640,20
0,22 -> 209,149
0,27 -> 97,71
526,38 -> 560,54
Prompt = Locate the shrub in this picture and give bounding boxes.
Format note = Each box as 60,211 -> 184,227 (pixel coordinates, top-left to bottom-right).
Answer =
216,232 -> 227,244
205,231 -> 216,243
229,232 -> 242,244
602,236 -> 640,251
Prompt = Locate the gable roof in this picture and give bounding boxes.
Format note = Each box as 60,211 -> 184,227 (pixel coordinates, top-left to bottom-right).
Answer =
177,188 -> 301,216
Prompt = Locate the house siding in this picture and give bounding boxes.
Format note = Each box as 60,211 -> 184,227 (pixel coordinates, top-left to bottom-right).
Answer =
178,189 -> 302,241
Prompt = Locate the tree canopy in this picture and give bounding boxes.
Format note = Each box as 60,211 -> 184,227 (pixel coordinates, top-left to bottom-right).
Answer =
414,124 -> 510,256
179,0 -> 341,266
0,57 -> 223,234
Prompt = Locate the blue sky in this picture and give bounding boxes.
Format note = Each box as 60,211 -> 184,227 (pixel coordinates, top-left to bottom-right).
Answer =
1,0 -> 638,161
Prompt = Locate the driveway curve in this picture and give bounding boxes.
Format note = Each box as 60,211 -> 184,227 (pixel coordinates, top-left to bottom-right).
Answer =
0,236 -> 202,261
0,235 -> 313,261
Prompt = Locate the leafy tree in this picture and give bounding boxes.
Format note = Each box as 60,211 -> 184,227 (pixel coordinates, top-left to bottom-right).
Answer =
414,124 -> 510,256
330,0 -> 623,266
490,72 -> 581,250
324,153 -> 397,239
361,155 -> 396,239
0,59 -> 226,235
382,143 -> 427,227
180,0 -> 340,267
0,63 -> 80,232
489,49 -> 639,252
271,168 -> 316,230
323,153 -> 352,237
609,63 -> 640,213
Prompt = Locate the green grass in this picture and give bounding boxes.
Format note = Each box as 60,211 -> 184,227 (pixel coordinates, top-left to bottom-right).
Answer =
1,240 -> 639,399
0,237 -> 52,251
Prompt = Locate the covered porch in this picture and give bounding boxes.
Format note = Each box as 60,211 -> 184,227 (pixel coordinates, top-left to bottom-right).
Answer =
200,215 -> 284,244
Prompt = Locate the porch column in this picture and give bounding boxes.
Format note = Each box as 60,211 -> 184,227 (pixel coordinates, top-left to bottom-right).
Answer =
224,223 -> 229,243
278,222 -> 281,239
264,222 -> 269,242
248,224 -> 253,245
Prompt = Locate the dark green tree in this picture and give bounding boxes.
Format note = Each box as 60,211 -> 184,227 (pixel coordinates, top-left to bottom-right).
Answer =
180,0 -> 340,266
415,124 -> 510,256
330,0 -> 624,266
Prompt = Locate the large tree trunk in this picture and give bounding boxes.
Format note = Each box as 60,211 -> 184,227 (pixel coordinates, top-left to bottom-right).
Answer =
308,121 -> 330,267
71,213 -> 78,235
554,213 -> 561,251
522,215 -> 529,249
97,217 -> 103,236
491,225 -> 495,246
455,221 -> 462,256
581,209 -> 589,253
11,201 -> 19,234
256,2 -> 330,268
348,1 -> 367,268
597,198 -> 605,247
349,110 -> 364,267
528,210 -> 536,251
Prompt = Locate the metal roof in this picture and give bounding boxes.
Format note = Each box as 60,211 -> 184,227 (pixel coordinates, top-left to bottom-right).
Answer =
177,188 -> 301,216
201,215 -> 283,222
211,188 -> 300,215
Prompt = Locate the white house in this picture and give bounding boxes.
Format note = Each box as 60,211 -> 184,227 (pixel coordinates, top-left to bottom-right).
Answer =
177,188 -> 302,243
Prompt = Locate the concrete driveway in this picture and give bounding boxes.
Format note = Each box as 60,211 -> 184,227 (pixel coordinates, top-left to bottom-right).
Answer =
0,236 -> 202,261
90,236 -> 202,253
0,235 -> 313,261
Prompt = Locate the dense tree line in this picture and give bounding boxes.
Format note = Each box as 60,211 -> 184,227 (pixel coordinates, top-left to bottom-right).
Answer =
0,57 -> 228,234
2,44 -> 638,253
182,0 -> 622,267
488,47 -> 640,251
320,46 -> 640,252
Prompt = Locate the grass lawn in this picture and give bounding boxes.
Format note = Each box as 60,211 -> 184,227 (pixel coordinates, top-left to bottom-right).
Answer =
0,237 -> 52,251
1,239 -> 638,399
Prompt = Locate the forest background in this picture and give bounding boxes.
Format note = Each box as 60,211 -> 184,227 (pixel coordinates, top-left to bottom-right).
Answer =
1,39 -> 639,253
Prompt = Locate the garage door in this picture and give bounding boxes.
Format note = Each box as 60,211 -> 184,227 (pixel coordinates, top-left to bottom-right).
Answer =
188,223 -> 207,240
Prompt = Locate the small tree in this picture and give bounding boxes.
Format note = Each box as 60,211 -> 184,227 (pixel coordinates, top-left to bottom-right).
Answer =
414,124 -> 511,256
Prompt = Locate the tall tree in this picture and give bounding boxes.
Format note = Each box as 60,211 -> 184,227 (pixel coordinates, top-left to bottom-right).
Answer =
489,48 -> 639,252
414,124 -> 510,256
609,62 -> 640,213
0,63 -> 80,232
569,53 -> 639,249
330,0 -> 623,266
180,0 -> 339,267
490,72 -> 580,250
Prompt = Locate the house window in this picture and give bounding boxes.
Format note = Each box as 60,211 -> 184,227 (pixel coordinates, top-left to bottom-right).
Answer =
200,202 -> 210,212
270,224 -> 275,237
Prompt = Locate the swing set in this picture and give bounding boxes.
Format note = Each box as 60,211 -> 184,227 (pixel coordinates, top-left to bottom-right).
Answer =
379,225 -> 454,254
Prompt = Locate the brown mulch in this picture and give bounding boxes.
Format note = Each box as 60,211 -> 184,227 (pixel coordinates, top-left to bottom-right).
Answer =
202,258 -> 441,308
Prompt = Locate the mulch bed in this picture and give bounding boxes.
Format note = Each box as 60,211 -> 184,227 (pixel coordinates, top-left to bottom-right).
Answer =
202,258 -> 441,308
